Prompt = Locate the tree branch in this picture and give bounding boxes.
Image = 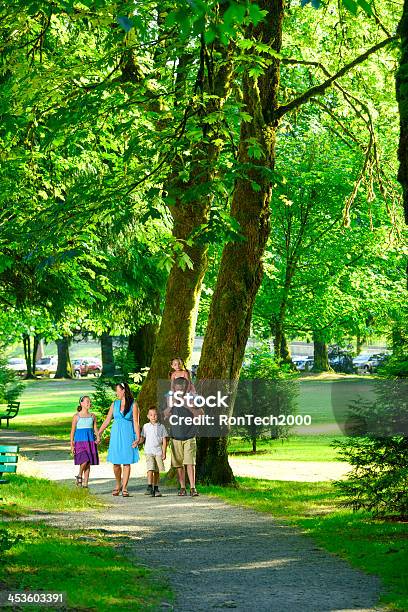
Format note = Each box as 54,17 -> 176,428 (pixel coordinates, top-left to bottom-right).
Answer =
276,36 -> 397,120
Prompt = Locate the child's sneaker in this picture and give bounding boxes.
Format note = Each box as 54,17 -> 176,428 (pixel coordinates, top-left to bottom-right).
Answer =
154,487 -> 162,497
145,485 -> 153,496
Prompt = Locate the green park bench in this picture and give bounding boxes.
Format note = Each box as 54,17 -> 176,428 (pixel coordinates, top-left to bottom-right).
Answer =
0,401 -> 20,428
0,445 -> 19,484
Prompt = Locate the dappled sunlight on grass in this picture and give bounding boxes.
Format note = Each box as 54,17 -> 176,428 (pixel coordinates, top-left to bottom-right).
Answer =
3,524 -> 172,610
0,474 -> 103,517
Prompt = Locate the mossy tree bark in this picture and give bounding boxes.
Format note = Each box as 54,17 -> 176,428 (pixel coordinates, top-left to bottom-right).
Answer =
397,0 -> 408,285
137,39 -> 233,417
196,0 -> 285,485
54,336 -> 72,379
397,0 -> 408,228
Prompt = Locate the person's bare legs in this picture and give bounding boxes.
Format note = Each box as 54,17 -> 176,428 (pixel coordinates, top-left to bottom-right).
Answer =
177,466 -> 186,489
82,462 -> 90,486
147,470 -> 154,485
122,464 -> 131,492
186,464 -> 196,488
153,471 -> 160,486
113,464 -> 122,492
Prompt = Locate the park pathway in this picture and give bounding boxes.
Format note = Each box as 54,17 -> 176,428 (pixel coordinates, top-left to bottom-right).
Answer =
1,429 -> 382,612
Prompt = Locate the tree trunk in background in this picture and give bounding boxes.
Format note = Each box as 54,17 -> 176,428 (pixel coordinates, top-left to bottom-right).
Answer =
312,331 -> 330,372
397,0 -> 408,227
196,0 -> 285,485
36,338 -> 45,361
23,334 -> 35,379
32,335 -> 40,376
101,331 -> 115,377
54,336 -> 72,379
280,332 -> 291,364
273,320 -> 292,364
397,0 -> 408,285
128,323 -> 158,371
137,39 -> 233,417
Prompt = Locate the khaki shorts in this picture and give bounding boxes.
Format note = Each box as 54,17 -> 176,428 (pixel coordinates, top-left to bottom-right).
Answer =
171,438 -> 197,467
145,454 -> 165,473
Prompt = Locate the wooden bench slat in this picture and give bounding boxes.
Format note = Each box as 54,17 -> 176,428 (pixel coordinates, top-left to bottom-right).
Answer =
0,465 -> 17,473
0,456 -> 18,464
0,445 -> 19,453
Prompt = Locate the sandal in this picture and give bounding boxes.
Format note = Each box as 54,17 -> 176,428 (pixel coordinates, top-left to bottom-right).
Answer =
178,488 -> 187,496
75,475 -> 82,487
112,488 -> 121,496
190,488 -> 199,497
122,490 -> 130,497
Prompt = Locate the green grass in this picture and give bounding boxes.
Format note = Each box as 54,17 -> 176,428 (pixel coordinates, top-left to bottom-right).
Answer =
2,523 -> 172,611
228,434 -> 343,461
0,473 -> 103,517
201,478 -> 408,611
1,474 -> 172,610
17,379 -> 95,416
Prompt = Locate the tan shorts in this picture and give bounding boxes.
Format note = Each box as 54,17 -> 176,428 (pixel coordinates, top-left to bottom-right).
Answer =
171,438 -> 197,467
145,454 -> 165,473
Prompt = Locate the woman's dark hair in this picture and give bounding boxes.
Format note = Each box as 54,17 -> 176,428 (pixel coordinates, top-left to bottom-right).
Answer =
77,395 -> 90,412
116,382 -> 134,416
168,357 -> 190,379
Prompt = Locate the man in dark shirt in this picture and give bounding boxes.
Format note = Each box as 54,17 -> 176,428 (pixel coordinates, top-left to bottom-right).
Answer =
163,377 -> 203,497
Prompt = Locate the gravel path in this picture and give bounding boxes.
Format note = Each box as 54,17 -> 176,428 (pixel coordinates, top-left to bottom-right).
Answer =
1,430 -> 382,612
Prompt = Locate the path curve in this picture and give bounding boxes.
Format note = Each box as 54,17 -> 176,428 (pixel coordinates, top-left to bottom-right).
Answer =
1,430 -> 382,612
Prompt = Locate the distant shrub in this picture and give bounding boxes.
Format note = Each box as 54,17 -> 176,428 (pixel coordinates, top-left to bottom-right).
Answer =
0,355 -> 24,404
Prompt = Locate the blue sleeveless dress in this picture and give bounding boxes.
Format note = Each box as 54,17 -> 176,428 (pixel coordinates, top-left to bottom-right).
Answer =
107,400 -> 140,465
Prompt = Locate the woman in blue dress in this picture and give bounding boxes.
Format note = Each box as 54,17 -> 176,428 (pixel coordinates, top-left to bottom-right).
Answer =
98,382 -> 140,497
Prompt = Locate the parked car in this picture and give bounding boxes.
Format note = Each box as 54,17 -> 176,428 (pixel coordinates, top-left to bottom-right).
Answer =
72,358 -> 102,378
7,358 -> 27,377
293,356 -> 314,371
35,356 -> 58,377
352,353 -> 388,374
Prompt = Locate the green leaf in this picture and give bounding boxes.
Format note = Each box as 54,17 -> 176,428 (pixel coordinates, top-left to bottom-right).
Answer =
356,0 -> 373,16
342,0 -> 358,15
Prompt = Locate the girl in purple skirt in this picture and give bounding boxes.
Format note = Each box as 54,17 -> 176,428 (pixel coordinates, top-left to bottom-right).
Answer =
70,395 -> 100,488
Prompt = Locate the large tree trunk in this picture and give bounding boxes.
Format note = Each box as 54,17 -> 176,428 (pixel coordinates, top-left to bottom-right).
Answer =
312,330 -> 330,372
101,331 -> 115,377
196,0 -> 285,485
397,0 -> 408,228
397,0 -> 408,285
54,336 -> 72,379
137,38 -> 233,416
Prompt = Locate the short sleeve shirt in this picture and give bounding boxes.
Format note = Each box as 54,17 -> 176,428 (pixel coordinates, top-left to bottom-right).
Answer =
141,422 -> 168,455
